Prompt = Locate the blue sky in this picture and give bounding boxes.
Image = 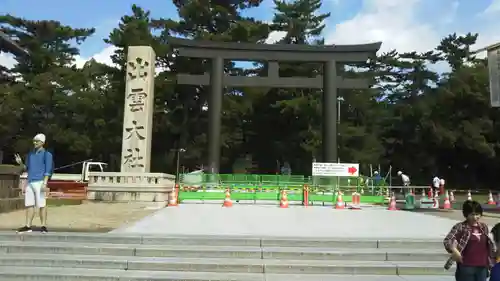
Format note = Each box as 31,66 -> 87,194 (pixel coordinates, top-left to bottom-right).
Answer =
1,0 -> 500,67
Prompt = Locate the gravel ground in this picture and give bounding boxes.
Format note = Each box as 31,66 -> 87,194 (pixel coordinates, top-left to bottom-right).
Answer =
0,201 -> 158,232
396,192 -> 500,226
409,208 -> 500,226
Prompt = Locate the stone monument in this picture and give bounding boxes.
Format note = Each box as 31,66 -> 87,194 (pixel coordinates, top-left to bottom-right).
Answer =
87,46 -> 175,204
121,46 -> 155,173
487,43 -> 500,107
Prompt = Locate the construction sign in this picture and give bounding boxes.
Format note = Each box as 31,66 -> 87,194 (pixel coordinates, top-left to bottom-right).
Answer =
312,162 -> 360,177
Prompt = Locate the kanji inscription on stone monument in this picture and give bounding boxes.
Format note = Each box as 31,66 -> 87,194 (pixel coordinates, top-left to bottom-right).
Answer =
127,58 -> 150,81
123,147 -> 145,169
125,120 -> 146,140
120,46 -> 156,173
127,88 -> 148,112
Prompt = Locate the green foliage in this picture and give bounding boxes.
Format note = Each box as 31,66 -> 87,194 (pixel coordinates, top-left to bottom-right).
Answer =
0,4 -> 498,189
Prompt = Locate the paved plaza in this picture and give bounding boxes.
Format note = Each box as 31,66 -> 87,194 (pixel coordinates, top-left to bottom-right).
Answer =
113,204 -> 463,239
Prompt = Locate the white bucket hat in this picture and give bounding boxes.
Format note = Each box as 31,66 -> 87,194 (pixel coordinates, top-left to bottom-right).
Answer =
33,133 -> 46,143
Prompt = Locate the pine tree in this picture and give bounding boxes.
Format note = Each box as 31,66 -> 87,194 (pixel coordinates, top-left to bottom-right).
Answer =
0,14 -> 95,164
270,0 -> 329,44
150,0 -> 269,172
243,0 -> 330,174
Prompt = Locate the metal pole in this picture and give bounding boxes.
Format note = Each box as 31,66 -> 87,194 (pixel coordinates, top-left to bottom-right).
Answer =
174,148 -> 185,184
337,97 -> 342,163
176,150 -> 180,184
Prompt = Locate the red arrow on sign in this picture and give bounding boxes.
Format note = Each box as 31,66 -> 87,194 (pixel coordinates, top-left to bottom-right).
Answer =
348,166 -> 357,175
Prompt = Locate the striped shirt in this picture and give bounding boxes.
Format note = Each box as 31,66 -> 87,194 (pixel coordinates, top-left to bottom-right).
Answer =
443,221 -> 496,270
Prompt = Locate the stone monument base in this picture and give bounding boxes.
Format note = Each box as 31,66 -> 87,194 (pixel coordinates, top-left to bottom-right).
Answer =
87,172 -> 175,204
0,165 -> 23,213
0,198 -> 24,213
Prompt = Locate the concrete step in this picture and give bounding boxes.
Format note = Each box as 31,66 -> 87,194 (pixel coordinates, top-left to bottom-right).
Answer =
0,232 -> 444,249
0,266 -> 455,281
0,254 -> 453,275
0,241 -> 449,261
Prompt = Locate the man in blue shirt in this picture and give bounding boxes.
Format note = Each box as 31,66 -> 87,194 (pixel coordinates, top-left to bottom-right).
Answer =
372,171 -> 382,186
14,133 -> 53,233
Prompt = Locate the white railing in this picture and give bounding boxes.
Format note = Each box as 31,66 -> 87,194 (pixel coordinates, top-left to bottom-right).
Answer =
86,172 -> 176,202
87,172 -> 175,189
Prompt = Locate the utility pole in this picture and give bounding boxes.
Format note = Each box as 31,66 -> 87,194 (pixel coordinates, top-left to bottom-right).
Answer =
337,96 -> 344,163
173,148 -> 186,183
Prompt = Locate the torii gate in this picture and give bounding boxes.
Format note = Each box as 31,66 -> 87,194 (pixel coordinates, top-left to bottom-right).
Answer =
169,37 -> 381,173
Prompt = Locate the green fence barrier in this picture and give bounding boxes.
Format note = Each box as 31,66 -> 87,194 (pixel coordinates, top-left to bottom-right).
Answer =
178,173 -> 387,204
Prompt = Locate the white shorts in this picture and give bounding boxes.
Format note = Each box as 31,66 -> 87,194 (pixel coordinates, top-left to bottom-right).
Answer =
25,181 -> 46,208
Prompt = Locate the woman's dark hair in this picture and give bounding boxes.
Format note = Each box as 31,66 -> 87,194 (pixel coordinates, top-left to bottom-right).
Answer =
492,223 -> 500,243
462,200 -> 483,218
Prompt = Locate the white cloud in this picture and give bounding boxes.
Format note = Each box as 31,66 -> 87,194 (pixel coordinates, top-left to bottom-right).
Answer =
4,0 -> 500,75
473,1 -> 500,57
74,45 -> 117,68
326,0 -> 439,54
482,0 -> 500,16
0,46 -> 117,70
0,52 -> 17,69
1,45 -> 170,76
324,0 -> 500,74
265,31 -> 287,44
76,45 -> 169,74
326,0 -> 500,57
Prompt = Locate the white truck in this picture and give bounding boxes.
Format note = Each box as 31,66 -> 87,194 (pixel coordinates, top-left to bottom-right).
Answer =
19,161 -> 108,198
20,161 -> 107,182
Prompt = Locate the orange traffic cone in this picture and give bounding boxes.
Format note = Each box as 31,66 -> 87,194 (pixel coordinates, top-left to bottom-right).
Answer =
280,190 -> 289,208
467,190 -> 472,201
350,192 -> 361,210
222,188 -> 233,207
387,193 -> 397,210
450,190 -> 455,202
168,186 -> 179,207
487,191 -> 496,205
335,191 -> 345,209
427,187 -> 433,199
441,191 -> 451,210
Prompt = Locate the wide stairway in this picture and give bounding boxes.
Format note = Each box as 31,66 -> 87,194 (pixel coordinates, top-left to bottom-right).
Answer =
0,232 -> 453,281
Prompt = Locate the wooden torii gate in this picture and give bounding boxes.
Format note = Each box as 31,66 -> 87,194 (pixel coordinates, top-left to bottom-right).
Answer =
169,37 -> 382,173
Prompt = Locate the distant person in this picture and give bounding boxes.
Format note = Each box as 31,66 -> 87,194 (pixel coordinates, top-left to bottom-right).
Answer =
14,133 -> 53,233
432,175 -> 440,195
372,171 -> 382,186
443,200 -> 495,281
281,162 -> 291,175
397,171 -> 410,194
370,171 -> 382,194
